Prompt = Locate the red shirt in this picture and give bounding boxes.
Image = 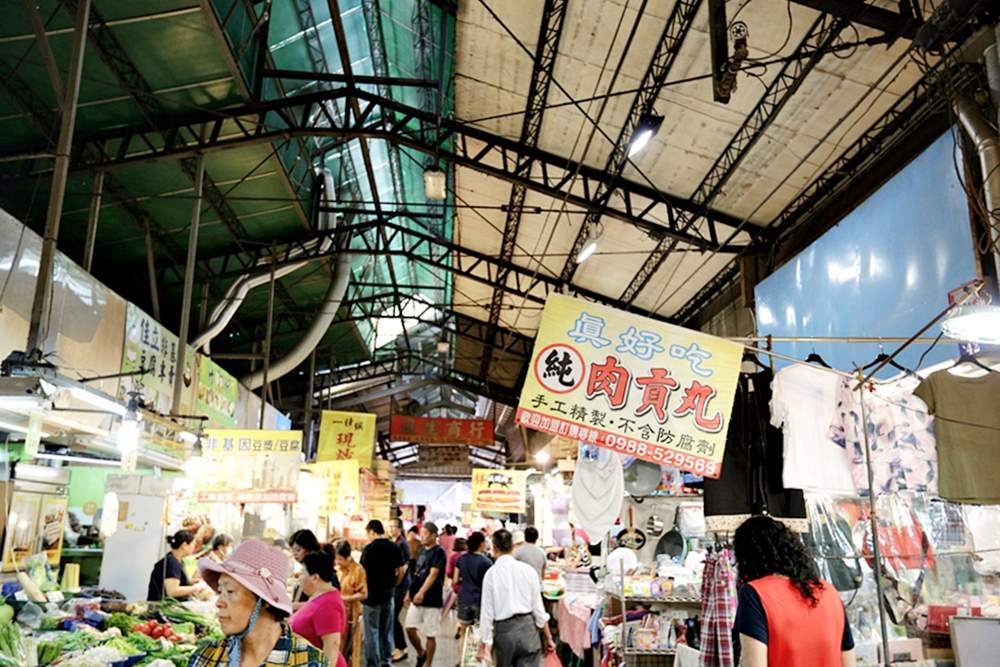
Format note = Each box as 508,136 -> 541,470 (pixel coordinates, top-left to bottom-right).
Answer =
291,589 -> 348,667
736,575 -> 853,667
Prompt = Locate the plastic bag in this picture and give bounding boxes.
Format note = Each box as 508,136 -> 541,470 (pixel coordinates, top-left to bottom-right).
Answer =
544,651 -> 563,667
16,601 -> 44,629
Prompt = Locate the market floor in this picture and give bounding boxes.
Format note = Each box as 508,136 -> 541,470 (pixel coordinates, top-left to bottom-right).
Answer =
396,612 -> 465,667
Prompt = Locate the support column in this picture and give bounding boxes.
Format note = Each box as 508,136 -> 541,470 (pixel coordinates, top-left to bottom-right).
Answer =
303,349 -> 316,455
144,226 -> 161,321
25,0 -> 90,355
172,154 -> 206,414
82,171 -> 104,272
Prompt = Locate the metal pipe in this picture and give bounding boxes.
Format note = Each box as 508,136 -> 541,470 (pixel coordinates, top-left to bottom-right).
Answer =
25,0 -> 90,355
82,171 -> 104,272
734,335 -> 943,343
260,248 -> 277,427
144,225 -> 161,320
172,154 -> 205,414
23,0 -> 64,105
954,96 -> 1000,280
303,349 -> 316,454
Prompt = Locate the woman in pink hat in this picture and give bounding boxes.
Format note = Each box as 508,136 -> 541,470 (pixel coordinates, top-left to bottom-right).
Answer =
188,539 -> 328,667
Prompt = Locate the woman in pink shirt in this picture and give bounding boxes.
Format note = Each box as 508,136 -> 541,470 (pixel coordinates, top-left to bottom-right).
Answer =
291,551 -> 347,667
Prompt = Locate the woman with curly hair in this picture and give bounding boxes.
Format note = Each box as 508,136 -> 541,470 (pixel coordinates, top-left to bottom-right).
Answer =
733,516 -> 856,667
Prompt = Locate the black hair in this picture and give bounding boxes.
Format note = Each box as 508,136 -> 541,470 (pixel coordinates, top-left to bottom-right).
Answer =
366,520 -> 385,535
467,531 -> 486,553
423,521 -> 439,536
303,551 -> 336,583
333,539 -> 353,559
265,607 -> 289,622
453,537 -> 467,552
733,516 -> 822,606
390,518 -> 404,530
289,529 -> 321,553
212,534 -> 234,550
167,530 -> 196,550
524,526 -> 539,544
407,526 -> 419,535
492,529 -> 513,554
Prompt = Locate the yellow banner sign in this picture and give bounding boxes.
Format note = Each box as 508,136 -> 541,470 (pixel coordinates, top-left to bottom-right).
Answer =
516,295 -> 741,479
317,411 -> 376,467
198,429 -> 302,502
472,468 -> 528,514
309,459 -> 360,516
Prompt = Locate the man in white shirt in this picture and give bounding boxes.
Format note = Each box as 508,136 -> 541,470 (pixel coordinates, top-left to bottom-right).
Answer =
478,529 -> 556,667
513,526 -> 546,581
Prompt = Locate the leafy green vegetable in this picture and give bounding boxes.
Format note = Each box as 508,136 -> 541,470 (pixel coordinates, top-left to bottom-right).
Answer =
36,640 -> 62,665
126,631 -> 161,653
107,612 -> 142,635
158,600 -> 214,627
102,636 -> 144,656
0,623 -> 23,664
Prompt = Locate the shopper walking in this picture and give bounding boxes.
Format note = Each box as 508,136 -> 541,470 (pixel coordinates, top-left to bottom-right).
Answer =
732,516 -> 856,667
334,540 -> 368,667
360,520 -> 406,667
479,529 -> 556,667
388,518 -> 411,663
292,550 -> 349,667
454,531 -> 492,651
405,522 -> 447,667
207,534 -> 234,564
290,529 -> 331,609
479,529 -> 555,667
513,527 -> 546,581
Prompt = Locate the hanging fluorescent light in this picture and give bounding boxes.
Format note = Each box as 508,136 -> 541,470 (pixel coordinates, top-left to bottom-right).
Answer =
941,304 -> 1000,345
65,383 -> 127,416
116,394 -> 141,455
0,376 -> 52,409
0,418 -> 51,438
576,223 -> 603,264
627,113 -> 664,158
423,166 -> 447,201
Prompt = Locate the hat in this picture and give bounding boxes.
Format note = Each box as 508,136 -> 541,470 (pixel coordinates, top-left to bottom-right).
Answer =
199,540 -> 293,615
512,530 -> 526,544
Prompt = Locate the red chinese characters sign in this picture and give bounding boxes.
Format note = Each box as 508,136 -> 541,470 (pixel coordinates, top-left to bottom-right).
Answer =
516,295 -> 741,478
389,415 -> 494,446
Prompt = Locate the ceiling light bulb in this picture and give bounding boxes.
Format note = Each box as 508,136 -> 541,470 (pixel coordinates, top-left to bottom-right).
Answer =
627,113 -> 664,158
423,167 -> 447,201
628,129 -> 654,157
576,225 -> 603,264
534,449 -> 551,464
117,418 -> 139,454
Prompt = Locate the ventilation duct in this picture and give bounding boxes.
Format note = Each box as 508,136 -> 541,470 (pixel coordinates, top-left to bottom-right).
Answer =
954,91 -> 1000,281
192,169 -> 338,354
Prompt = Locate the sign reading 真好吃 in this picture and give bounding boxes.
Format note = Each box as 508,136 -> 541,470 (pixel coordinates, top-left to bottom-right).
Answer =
516,294 -> 741,478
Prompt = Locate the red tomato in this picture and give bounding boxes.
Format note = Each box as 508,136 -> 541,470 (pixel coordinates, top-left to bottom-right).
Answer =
151,626 -> 164,639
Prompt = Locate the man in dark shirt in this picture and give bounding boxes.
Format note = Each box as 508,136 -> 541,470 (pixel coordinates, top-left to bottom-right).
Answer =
454,531 -> 492,650
388,518 -> 411,662
361,520 -> 406,667
404,521 -> 447,667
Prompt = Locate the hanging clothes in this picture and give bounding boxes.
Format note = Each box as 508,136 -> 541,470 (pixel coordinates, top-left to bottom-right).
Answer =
770,364 -> 855,494
703,368 -> 806,533
827,377 -> 937,495
699,548 -> 737,667
914,370 -> 1000,503
571,444 -> 624,542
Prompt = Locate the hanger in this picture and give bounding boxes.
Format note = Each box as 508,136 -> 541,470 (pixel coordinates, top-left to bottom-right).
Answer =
951,348 -> 999,374
805,346 -> 831,368
861,344 -> 915,377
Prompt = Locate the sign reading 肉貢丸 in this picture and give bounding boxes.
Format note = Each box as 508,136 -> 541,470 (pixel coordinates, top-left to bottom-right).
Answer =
516,294 -> 741,478
317,411 -> 376,467
472,468 -> 528,514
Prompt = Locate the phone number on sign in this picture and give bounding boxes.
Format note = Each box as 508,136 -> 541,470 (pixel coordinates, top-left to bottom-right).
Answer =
598,433 -> 719,477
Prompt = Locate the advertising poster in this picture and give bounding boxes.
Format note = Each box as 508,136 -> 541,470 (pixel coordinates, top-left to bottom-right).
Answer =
516,294 -> 741,478
317,411 -> 376,467
2,492 -> 40,572
120,302 -> 194,416
471,468 -> 528,514
197,429 -> 302,503
40,496 -> 68,567
389,415 -> 494,445
197,356 -> 239,427
308,459 -> 360,516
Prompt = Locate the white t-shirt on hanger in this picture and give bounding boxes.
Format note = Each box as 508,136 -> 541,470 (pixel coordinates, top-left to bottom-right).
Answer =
770,363 -> 855,493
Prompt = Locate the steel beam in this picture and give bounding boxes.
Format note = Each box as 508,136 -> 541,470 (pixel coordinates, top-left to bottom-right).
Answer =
790,0 -> 919,39
18,88 -> 753,252
23,0 -> 64,106
144,225 -> 162,320
25,0 -> 90,355
480,0 -> 568,380
559,0 -> 704,285
619,13 -> 845,304
172,154 -> 205,414
82,170 -> 104,272
263,69 -> 438,89
671,61 -> 976,326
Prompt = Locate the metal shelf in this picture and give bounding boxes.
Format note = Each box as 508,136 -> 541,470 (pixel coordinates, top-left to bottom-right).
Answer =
623,648 -> 677,655
623,596 -> 700,604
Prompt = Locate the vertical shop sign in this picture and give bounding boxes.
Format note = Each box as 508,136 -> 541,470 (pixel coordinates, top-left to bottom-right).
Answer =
471,468 -> 528,514
317,411 -> 376,467
389,415 -> 494,445
197,356 -> 239,427
516,294 -> 741,479
196,429 -> 302,503
120,302 -> 192,415
308,459 -> 360,516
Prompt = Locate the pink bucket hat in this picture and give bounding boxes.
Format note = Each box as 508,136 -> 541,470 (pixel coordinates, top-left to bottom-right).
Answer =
199,540 -> 293,615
